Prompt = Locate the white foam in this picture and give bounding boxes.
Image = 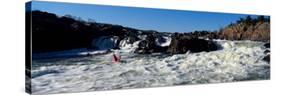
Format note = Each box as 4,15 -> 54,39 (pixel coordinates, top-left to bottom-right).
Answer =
155,36 -> 171,47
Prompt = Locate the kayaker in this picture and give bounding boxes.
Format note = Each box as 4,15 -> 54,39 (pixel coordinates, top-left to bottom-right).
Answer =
112,50 -> 121,63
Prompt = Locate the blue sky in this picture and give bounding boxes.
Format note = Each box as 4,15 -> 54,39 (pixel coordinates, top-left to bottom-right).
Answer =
30,1 -> 260,32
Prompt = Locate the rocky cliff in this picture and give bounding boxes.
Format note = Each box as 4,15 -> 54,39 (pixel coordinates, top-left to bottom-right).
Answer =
218,16 -> 270,42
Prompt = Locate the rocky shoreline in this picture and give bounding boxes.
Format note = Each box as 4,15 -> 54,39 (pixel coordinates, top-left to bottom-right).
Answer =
29,11 -> 270,55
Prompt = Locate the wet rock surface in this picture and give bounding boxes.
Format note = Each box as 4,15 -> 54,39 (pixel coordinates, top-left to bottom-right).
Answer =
263,54 -> 270,63
167,36 -> 219,54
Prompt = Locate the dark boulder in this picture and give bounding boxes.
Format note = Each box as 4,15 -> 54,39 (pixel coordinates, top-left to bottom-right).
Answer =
264,43 -> 270,48
167,36 -> 219,54
263,54 -> 270,63
134,33 -> 168,54
134,34 -> 155,54
264,49 -> 270,54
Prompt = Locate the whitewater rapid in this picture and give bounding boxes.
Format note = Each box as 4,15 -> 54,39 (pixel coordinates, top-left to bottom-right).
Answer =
30,40 -> 270,95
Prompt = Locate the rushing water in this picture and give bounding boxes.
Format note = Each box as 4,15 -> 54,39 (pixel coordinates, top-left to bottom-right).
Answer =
31,40 -> 270,95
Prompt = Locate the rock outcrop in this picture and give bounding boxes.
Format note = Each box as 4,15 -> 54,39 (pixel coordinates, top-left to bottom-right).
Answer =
263,42 -> 270,63
264,42 -> 270,48
218,16 -> 270,42
29,11 -> 141,53
167,35 -> 219,54
134,33 -> 168,54
263,54 -> 270,63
